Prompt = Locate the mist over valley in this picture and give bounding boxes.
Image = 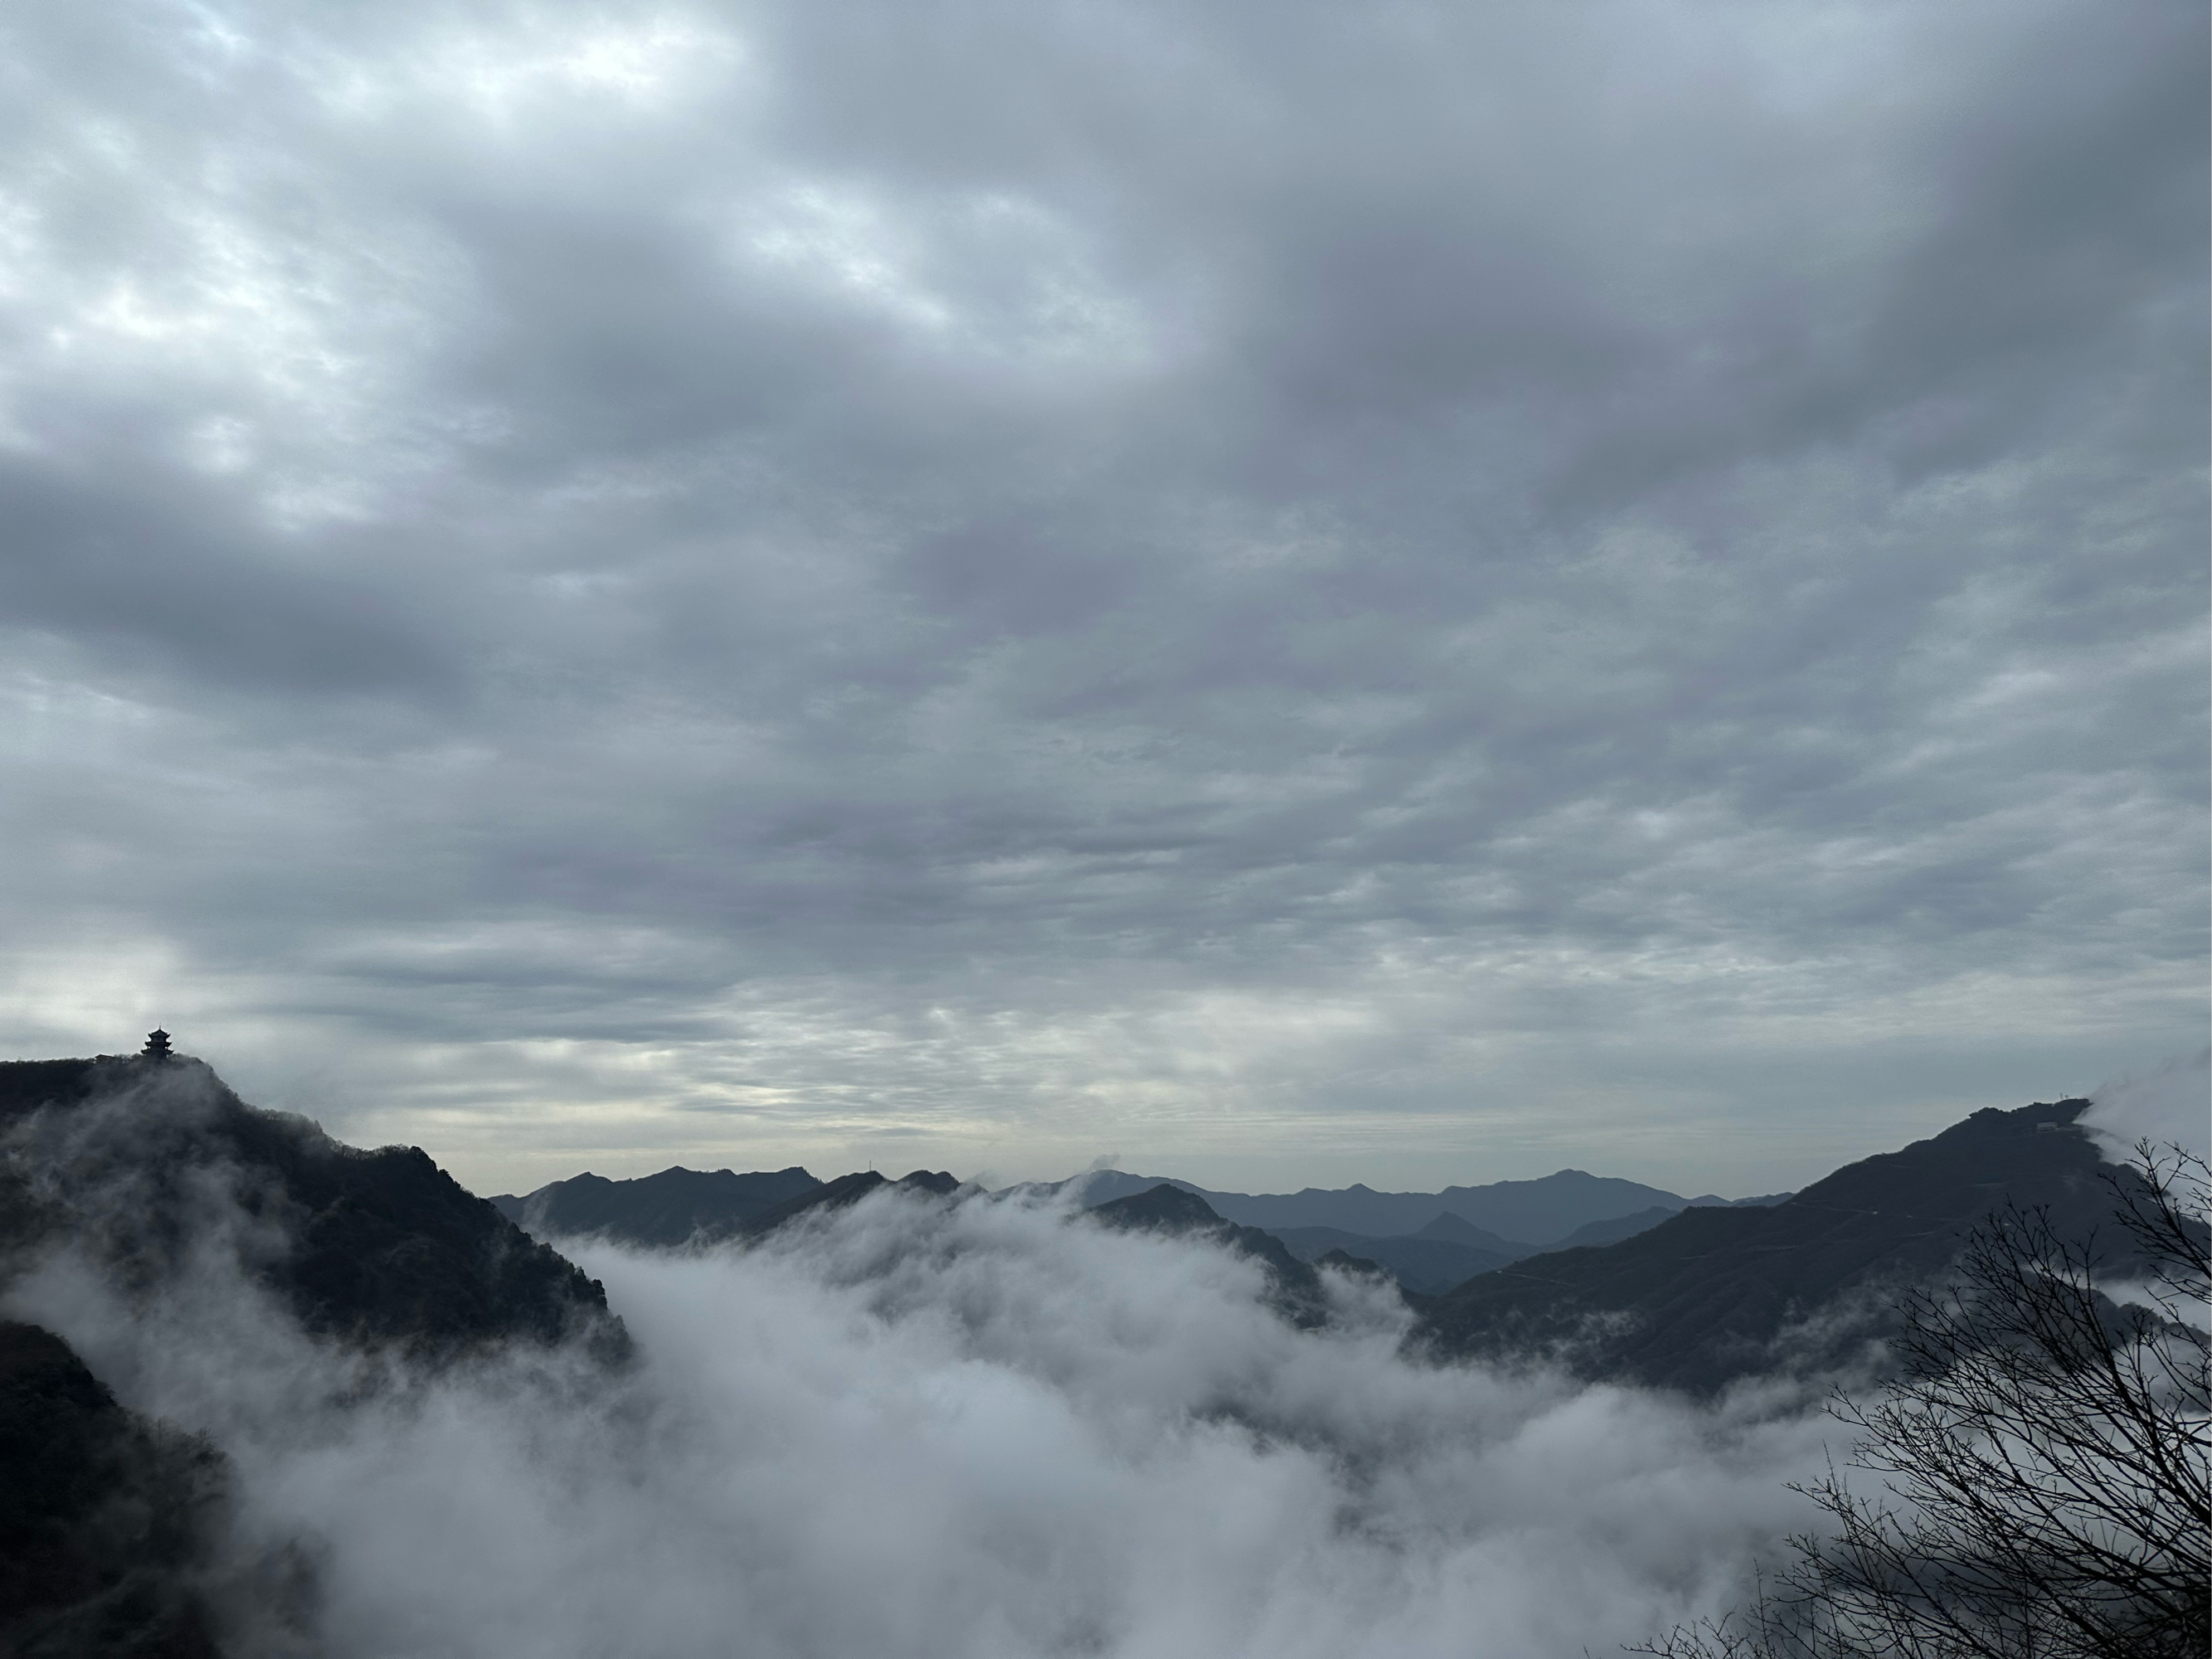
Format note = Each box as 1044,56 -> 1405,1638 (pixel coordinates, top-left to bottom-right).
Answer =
0,1049 -> 2200,1657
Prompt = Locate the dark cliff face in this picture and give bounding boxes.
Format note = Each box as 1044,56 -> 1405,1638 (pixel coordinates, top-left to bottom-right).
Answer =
1414,1099 -> 2129,1393
0,1056 -> 629,1367
0,1320 -> 227,1658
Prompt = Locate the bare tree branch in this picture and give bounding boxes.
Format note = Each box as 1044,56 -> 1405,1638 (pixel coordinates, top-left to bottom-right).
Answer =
1632,1143 -> 2210,1659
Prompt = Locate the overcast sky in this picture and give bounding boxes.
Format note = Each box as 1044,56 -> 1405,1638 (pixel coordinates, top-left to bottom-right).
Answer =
2,0 -> 2203,1199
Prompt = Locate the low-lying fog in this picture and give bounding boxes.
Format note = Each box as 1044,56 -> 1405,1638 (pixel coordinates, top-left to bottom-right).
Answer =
7,1174 -> 1845,1659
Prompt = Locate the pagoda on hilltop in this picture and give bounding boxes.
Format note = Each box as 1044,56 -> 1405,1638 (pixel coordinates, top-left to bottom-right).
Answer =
140,1029 -> 173,1061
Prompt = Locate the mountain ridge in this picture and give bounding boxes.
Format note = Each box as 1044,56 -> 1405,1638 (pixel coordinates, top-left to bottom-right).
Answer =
493,1159 -> 1787,1255
1018,1166 -> 1791,1246
491,1165 -> 824,1246
1087,1184 -> 1330,1327
0,1053 -> 634,1653
0,1055 -> 629,1365
1412,1097 -> 2135,1393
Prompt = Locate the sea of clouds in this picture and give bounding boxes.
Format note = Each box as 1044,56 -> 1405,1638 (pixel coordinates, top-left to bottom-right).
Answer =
13,1046 -> 2201,1658
7,1170 -> 1844,1659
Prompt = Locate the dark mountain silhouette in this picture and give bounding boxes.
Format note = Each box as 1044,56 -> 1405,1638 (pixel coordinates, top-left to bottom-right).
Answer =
1415,1099 -> 2135,1394
1034,1169 -> 1179,1207
1088,1185 -> 1330,1326
1087,1181 -> 1224,1233
0,1052 -> 646,1654
1410,1211 -> 1541,1254
1258,1198 -> 1795,1297
493,1165 -> 966,1250
492,1165 -> 823,1246
737,1170 -> 961,1238
0,1055 -> 628,1365
1263,1225 -> 1523,1296
1549,1205 -> 1677,1250
1691,1192 -> 1794,1209
1196,1172 -> 1711,1243
0,1321 -> 226,1657
740,1170 -> 890,1233
1028,1167 -> 1787,1245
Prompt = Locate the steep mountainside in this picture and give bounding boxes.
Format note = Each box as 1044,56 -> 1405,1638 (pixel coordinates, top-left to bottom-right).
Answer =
0,1056 -> 627,1365
1417,1099 -> 2127,1393
0,1321 -> 227,1658
0,1053 -> 643,1656
1262,1199 -> 1791,1297
1550,1206 -> 1677,1251
492,1165 -> 823,1246
1264,1226 -> 1522,1295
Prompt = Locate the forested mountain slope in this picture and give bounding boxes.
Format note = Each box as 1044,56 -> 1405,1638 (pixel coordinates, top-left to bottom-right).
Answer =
0,1055 -> 627,1365
1416,1098 -> 2127,1392
0,1053 -> 636,1652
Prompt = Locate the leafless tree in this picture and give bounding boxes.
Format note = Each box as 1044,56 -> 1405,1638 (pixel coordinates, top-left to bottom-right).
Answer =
1633,1142 -> 2209,1659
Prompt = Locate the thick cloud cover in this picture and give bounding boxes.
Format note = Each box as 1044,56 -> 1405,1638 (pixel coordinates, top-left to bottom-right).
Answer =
9,1176 -> 1840,1659
0,0 -> 2204,1192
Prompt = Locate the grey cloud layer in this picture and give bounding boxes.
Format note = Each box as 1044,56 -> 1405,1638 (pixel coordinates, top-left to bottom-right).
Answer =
0,0 -> 2203,1190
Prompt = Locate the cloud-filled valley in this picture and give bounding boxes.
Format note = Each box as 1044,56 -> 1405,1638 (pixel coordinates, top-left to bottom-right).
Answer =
4,1051 -> 2202,1657
6,1080 -> 1838,1659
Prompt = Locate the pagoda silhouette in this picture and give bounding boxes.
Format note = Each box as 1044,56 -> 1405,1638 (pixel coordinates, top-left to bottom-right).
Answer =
140,1029 -> 173,1061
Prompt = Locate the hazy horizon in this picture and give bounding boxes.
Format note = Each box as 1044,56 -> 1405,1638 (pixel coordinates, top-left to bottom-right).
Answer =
11,1043 -> 2205,1211
2,0 -> 2204,1200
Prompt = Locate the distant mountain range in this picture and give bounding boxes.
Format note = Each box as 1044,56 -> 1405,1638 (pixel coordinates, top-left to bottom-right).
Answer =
1046,1167 -> 1787,1244
490,1165 -> 960,1243
489,1165 -> 821,1243
499,1160 -> 1791,1260
1120,1197 -> 1792,1297
1042,1096 -> 2145,1394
